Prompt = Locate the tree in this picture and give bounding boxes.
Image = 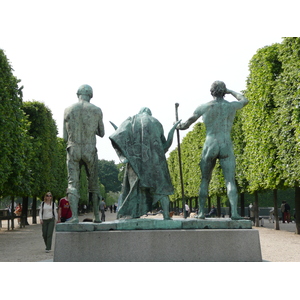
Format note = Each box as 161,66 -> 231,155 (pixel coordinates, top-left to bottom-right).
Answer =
242,43 -> 283,228
21,101 -> 61,223
98,159 -> 122,193
0,49 -> 32,199
272,37 -> 300,233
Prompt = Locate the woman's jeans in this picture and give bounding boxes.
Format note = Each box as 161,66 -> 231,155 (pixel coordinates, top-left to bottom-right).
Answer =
42,218 -> 55,250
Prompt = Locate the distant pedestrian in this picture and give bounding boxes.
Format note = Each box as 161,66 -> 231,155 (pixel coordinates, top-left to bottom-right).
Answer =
100,199 -> 106,222
184,203 -> 190,218
284,201 -> 291,223
206,205 -> 217,218
281,201 -> 286,223
39,192 -> 58,253
14,203 -> 22,226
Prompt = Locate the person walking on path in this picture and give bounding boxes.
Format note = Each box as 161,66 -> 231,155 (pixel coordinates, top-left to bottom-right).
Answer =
100,199 -> 106,222
39,192 -> 58,253
58,194 -> 72,222
284,201 -> 291,223
281,201 -> 286,223
184,203 -> 190,218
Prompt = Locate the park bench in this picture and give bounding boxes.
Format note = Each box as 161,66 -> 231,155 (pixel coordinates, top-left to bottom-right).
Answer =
0,214 -> 26,230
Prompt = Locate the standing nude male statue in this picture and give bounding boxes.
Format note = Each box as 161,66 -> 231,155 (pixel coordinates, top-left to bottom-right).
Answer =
177,81 -> 248,220
63,84 -> 105,223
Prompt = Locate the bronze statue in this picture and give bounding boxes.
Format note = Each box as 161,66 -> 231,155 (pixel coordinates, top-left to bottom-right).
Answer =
178,81 -> 248,220
63,84 -> 105,223
110,107 -> 179,220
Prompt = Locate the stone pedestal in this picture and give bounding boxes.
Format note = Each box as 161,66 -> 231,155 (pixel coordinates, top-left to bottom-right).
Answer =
54,218 -> 262,262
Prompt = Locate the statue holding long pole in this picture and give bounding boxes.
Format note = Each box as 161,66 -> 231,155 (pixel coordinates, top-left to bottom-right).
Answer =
177,81 -> 248,220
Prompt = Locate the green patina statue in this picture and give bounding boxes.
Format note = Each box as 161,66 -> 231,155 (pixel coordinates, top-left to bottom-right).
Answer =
178,81 -> 248,220
110,107 -> 180,220
63,84 -> 105,223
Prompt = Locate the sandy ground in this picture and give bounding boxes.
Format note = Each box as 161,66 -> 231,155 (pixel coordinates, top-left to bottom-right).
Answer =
1,213 -> 299,262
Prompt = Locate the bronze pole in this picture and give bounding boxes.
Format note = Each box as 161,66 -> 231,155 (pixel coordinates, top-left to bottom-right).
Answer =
175,103 -> 185,217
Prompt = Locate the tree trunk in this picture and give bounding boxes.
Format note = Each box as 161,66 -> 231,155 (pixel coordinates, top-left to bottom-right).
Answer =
295,186 -> 300,234
240,193 -> 245,217
273,189 -> 280,230
11,196 -> 15,230
208,196 -> 211,212
254,191 -> 259,227
32,196 -> 37,224
22,196 -> 30,226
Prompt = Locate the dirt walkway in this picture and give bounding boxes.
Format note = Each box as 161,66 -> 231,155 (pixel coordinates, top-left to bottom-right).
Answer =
1,214 -> 299,262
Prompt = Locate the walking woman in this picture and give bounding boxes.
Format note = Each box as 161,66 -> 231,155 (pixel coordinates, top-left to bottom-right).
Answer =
39,192 -> 58,253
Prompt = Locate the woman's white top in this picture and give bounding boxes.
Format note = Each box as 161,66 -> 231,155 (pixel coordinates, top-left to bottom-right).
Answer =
39,202 -> 58,221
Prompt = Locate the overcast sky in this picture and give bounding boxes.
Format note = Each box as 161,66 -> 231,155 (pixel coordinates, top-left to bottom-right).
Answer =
1,0 -> 297,162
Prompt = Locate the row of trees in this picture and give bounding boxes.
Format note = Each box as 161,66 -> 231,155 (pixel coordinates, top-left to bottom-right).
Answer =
1,49 -> 122,225
1,49 -> 68,224
167,37 -> 300,233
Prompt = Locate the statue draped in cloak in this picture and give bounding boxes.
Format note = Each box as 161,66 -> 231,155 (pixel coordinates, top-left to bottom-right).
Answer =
109,107 -> 179,220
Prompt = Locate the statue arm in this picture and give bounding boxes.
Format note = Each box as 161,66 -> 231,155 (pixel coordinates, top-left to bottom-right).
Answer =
97,110 -> 105,138
63,122 -> 68,142
163,120 -> 181,152
63,111 -> 68,142
177,106 -> 203,130
226,89 -> 249,108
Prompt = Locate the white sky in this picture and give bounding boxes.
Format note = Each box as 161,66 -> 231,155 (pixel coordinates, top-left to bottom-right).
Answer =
1,0 -> 297,162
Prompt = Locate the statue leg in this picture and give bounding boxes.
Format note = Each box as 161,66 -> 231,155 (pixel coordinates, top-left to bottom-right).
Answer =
85,152 -> 101,223
197,179 -> 209,219
160,195 -> 171,220
66,149 -> 80,223
227,183 -> 241,220
66,187 -> 79,223
220,155 -> 241,220
197,156 -> 216,219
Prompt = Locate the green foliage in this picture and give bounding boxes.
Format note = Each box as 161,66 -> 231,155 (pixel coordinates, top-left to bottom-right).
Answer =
168,147 -> 181,202
0,49 -> 33,197
242,43 -> 283,192
105,191 -> 120,206
22,101 -> 62,198
98,159 -> 122,193
272,38 -> 300,187
181,123 -> 205,198
53,138 -> 68,197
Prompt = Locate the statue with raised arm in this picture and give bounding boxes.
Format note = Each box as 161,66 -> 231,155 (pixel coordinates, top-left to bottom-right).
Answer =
177,81 -> 248,220
63,84 -> 105,223
110,107 -> 180,220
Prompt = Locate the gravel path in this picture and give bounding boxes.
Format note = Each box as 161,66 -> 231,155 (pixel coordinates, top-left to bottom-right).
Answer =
1,214 -> 299,262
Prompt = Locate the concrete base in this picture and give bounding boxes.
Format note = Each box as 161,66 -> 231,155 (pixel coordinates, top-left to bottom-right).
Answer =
54,229 -> 262,262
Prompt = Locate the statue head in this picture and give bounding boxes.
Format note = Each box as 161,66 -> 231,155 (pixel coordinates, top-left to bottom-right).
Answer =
77,84 -> 93,99
210,81 -> 227,98
139,107 -> 152,116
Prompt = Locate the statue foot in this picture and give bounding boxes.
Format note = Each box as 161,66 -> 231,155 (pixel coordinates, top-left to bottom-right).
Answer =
196,213 -> 205,219
66,217 -> 79,224
93,219 -> 102,223
163,216 -> 172,220
231,214 -> 242,220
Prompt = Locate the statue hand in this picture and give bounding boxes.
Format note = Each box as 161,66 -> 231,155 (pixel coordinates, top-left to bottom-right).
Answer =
174,119 -> 181,129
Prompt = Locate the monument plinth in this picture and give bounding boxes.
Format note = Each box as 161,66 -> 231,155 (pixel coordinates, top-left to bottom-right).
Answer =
54,218 -> 262,262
